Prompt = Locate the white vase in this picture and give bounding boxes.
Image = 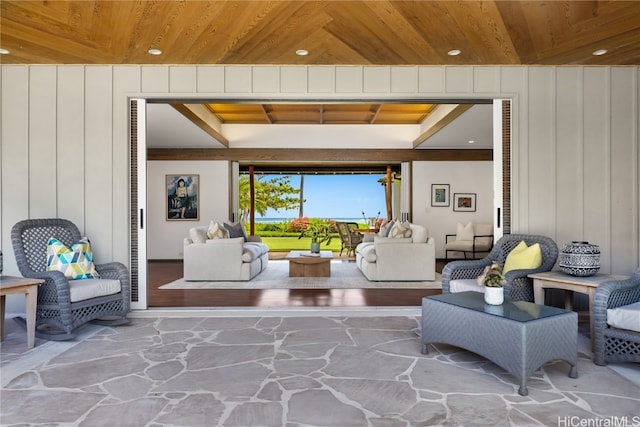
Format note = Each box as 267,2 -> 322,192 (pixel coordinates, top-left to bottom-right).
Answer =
484,286 -> 504,305
310,242 -> 321,253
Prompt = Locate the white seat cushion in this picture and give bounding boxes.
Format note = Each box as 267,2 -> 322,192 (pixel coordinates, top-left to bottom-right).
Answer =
607,302 -> 640,333
474,223 -> 493,247
449,279 -> 484,294
446,240 -> 475,251
69,279 -> 122,303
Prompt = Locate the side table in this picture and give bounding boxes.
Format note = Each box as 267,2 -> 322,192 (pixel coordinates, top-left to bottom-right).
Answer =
0,276 -> 42,348
529,271 -> 628,350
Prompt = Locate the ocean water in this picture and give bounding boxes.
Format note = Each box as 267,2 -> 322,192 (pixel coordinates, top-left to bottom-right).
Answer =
255,217 -> 366,224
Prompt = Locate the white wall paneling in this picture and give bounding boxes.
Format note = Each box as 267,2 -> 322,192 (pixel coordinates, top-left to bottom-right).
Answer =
1,67 -> 30,276
609,67 -> 639,273
57,66 -> 86,225
1,64 -> 639,314
554,67 -> 584,259
169,66 -> 197,93
29,67 -> 58,219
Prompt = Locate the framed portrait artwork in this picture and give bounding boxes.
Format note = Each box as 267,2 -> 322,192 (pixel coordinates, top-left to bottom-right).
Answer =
453,193 -> 476,212
166,174 -> 199,220
431,184 -> 450,207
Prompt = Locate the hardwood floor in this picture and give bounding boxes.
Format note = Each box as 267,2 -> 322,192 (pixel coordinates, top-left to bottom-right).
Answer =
147,256 -> 446,308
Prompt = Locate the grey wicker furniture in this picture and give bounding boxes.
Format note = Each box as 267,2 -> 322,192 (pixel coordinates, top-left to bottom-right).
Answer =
593,268 -> 640,366
442,234 -> 559,302
11,218 -> 130,340
421,292 -> 578,396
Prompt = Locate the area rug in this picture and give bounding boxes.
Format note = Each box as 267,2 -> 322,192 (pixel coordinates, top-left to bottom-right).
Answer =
159,260 -> 442,290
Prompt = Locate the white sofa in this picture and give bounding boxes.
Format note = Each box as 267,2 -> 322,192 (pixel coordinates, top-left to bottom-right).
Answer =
355,222 -> 436,281
183,226 -> 269,281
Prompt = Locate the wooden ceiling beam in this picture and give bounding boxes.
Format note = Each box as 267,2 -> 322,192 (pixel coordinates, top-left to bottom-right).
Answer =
170,104 -> 229,147
412,104 -> 473,148
147,148 -> 492,162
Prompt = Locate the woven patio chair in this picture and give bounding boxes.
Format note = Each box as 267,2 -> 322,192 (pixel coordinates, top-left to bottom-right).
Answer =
593,268 -> 640,366
336,221 -> 363,257
11,218 -> 130,340
442,234 -> 558,302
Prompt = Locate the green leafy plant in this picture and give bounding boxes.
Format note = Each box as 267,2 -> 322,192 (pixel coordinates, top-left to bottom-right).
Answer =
483,261 -> 507,287
298,218 -> 333,245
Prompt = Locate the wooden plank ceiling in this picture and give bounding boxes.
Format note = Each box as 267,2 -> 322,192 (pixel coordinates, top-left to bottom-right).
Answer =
1,1 -> 639,66
206,103 -> 437,125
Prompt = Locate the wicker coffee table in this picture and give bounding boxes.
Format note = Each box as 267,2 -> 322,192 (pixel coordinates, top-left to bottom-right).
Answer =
421,292 -> 578,396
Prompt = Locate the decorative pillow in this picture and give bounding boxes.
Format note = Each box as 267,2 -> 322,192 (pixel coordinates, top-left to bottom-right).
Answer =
207,221 -> 229,239
410,224 -> 428,243
189,226 -> 208,244
378,220 -> 395,237
224,222 -> 248,241
389,220 -> 412,238
46,237 -> 100,279
456,222 -> 474,241
503,241 -> 542,274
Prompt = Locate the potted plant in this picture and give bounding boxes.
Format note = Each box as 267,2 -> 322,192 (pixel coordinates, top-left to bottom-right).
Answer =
483,261 -> 506,305
298,218 -> 333,253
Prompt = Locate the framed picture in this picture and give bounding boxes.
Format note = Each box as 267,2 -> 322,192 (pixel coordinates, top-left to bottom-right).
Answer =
453,193 -> 476,212
166,174 -> 199,220
431,184 -> 450,207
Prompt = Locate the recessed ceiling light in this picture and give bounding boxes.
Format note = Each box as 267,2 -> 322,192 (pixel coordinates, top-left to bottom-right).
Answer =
0,48 -> 10,55
468,140 -> 475,144
295,49 -> 309,56
448,49 -> 461,56
592,49 -> 607,56
148,48 -> 163,56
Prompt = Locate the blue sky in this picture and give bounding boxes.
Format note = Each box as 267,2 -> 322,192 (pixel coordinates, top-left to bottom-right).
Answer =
260,174 -> 387,219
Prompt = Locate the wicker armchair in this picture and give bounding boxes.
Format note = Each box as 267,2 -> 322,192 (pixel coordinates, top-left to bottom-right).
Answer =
442,234 -> 558,302
593,269 -> 640,366
11,218 -> 130,340
336,222 -> 363,257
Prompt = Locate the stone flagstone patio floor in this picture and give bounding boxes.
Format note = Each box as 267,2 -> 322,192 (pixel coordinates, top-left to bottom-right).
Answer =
1,315 -> 639,426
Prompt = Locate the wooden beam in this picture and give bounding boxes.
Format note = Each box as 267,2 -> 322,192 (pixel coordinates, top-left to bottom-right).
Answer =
412,104 -> 473,148
249,165 -> 255,235
170,104 -> 230,147
147,148 -> 492,162
386,165 -> 392,220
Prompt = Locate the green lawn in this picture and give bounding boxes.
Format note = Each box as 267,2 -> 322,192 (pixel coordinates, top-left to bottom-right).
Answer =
260,236 -> 342,252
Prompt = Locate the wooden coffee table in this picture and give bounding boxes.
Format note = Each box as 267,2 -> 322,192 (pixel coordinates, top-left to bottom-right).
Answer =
1,276 -> 43,349
285,251 -> 333,277
529,270 -> 628,350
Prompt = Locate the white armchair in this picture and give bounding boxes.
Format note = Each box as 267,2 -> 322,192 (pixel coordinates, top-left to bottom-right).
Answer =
445,222 -> 494,261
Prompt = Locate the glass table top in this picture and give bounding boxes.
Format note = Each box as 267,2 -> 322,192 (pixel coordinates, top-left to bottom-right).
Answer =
425,291 -> 572,322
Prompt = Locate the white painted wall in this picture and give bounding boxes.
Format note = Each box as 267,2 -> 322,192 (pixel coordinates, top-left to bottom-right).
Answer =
412,162 -> 494,258
1,65 -> 639,314
146,160 -> 230,259
222,123 -> 420,149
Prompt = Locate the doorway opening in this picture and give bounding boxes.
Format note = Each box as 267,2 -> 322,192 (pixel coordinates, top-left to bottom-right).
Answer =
133,99 -> 509,309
